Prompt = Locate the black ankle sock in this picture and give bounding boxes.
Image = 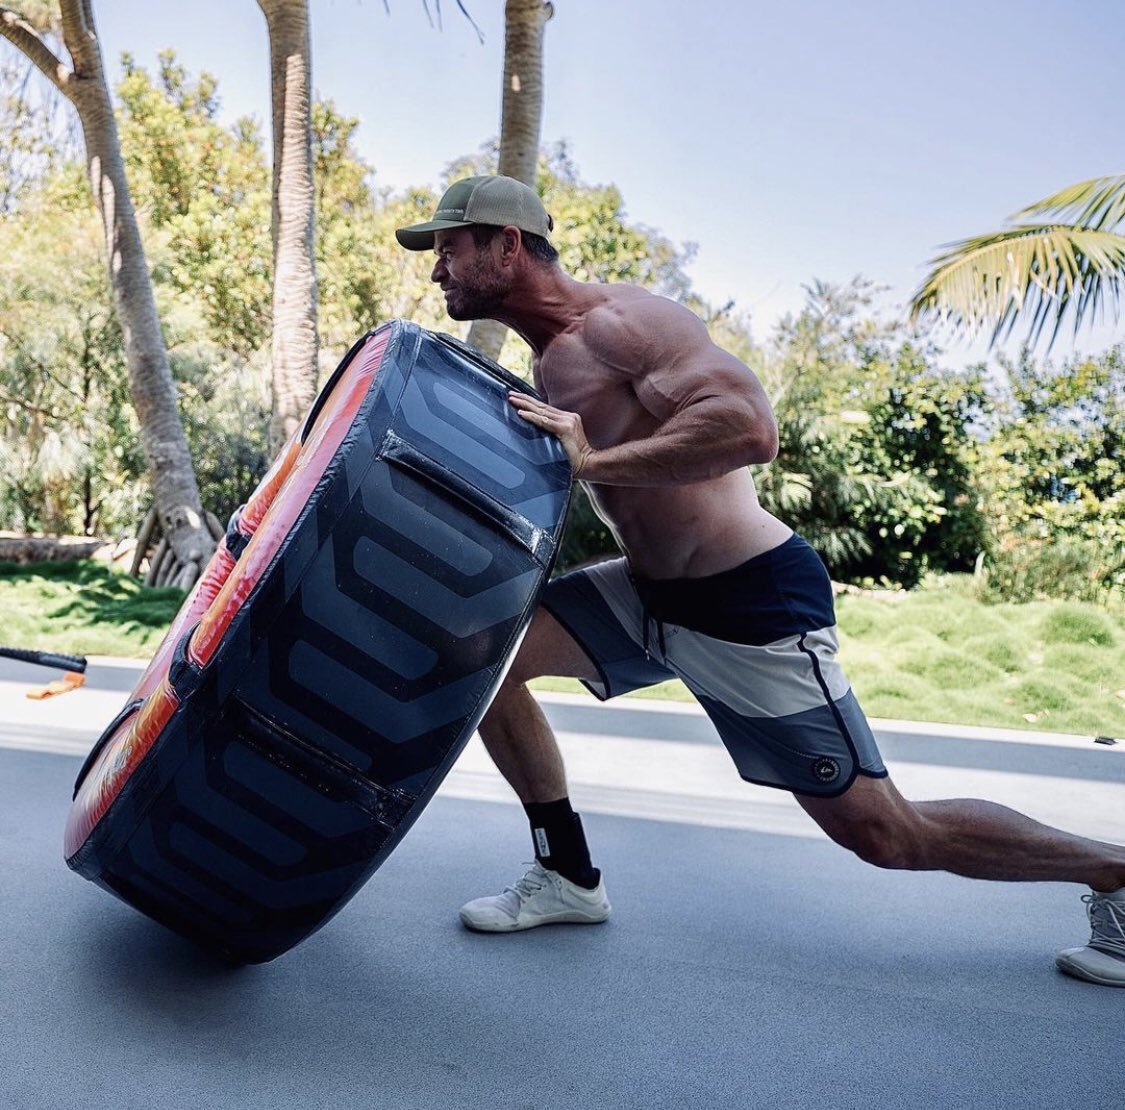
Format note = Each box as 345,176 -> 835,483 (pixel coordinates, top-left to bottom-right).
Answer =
523,799 -> 600,889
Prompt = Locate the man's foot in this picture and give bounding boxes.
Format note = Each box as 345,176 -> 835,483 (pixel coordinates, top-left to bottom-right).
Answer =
1056,888 -> 1125,986
459,862 -> 611,933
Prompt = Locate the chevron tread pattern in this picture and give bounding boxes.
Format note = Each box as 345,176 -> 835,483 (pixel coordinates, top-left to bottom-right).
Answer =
67,322 -> 570,962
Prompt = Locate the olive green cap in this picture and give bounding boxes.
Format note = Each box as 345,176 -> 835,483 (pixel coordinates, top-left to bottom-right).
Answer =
395,175 -> 554,251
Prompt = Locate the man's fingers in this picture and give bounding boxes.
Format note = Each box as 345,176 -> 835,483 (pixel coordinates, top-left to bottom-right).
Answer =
512,402 -> 550,423
509,392 -> 548,413
508,392 -> 592,476
509,392 -> 562,424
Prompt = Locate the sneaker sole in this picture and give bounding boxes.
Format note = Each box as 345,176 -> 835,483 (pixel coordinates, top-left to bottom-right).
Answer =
1055,952 -> 1125,987
460,908 -> 611,933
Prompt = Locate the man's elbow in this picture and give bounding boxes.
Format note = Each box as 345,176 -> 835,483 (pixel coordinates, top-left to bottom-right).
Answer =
742,418 -> 779,465
753,425 -> 779,464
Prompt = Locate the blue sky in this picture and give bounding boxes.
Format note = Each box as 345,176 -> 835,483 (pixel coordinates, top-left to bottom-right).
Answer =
87,0 -> 1123,365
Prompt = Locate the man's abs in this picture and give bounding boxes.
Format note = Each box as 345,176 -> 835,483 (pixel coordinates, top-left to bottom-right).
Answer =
586,468 -> 792,579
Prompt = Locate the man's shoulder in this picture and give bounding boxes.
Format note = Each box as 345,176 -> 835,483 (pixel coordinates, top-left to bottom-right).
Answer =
581,286 -> 707,369
584,283 -> 676,316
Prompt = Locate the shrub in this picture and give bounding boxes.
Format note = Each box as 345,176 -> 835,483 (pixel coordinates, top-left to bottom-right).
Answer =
976,537 -> 1124,608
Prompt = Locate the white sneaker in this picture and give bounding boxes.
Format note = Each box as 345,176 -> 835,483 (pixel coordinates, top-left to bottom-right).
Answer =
1056,888 -> 1125,986
459,862 -> 611,933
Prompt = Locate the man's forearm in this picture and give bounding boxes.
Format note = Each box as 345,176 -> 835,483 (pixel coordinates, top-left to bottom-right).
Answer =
509,391 -> 778,486
577,403 -> 777,486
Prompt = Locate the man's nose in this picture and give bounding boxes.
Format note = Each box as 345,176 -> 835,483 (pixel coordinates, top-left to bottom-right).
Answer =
431,258 -> 446,283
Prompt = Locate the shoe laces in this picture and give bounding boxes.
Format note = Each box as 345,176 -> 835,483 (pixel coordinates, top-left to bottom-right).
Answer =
1083,892 -> 1125,958
507,862 -> 551,905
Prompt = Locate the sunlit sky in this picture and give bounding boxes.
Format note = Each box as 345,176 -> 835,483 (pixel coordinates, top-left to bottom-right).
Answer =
78,1 -> 1125,365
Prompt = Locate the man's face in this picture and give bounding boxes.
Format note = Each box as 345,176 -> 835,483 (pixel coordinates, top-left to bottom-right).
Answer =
431,227 -> 510,321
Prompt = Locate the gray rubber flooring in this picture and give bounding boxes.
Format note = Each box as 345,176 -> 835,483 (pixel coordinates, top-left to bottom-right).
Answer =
1,746 -> 1119,1110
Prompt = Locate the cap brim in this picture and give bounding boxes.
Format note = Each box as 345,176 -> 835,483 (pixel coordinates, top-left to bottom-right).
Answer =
394,219 -> 473,251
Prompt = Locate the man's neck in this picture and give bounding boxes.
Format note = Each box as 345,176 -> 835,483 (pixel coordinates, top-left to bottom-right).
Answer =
488,268 -> 589,357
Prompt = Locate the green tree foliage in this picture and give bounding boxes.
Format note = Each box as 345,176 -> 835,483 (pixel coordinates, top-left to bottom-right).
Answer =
0,51 -> 76,211
2,2 -> 218,586
756,280 -> 989,588
841,345 -> 989,586
114,54 -> 275,527
1,51 -> 1120,609
0,165 -> 143,533
116,52 -> 272,359
753,280 -> 894,573
312,104 -> 448,356
542,142 -> 695,298
0,58 -> 709,548
976,347 -> 1124,603
0,53 -> 274,536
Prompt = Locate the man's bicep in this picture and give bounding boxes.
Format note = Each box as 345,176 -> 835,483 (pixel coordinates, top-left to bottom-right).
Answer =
639,315 -> 764,415
590,296 -> 762,415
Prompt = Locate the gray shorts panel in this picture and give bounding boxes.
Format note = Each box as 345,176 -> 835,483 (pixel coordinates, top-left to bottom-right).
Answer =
540,555 -> 886,797
540,566 -> 675,700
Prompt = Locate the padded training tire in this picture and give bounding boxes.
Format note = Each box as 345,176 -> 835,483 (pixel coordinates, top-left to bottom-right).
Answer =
64,321 -> 571,963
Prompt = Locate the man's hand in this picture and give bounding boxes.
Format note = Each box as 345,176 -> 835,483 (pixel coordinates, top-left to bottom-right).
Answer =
509,392 -> 595,478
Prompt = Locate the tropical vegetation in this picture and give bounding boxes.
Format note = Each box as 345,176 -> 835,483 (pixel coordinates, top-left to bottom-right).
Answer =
1,0 -> 215,586
0,35 -> 1120,610
911,173 -> 1125,351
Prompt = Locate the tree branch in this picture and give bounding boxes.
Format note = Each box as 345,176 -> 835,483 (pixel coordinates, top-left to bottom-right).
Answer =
0,383 -> 56,418
60,0 -> 89,49
450,1 -> 484,43
0,7 -> 73,97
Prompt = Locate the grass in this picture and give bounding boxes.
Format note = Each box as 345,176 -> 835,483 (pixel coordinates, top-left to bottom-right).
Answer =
0,560 -> 185,658
1,562 -> 1122,738
536,576 -> 1125,739
834,581 -> 1125,737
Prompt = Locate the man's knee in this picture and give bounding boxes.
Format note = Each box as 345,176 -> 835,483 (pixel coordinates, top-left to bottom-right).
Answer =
806,787 -> 929,871
831,819 -> 922,870
801,778 -> 940,872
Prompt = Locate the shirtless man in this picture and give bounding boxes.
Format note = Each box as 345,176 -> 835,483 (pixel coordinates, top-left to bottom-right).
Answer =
396,174 -> 1125,986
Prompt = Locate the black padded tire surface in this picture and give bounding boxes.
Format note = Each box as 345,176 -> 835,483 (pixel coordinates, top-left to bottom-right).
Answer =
66,321 -> 571,962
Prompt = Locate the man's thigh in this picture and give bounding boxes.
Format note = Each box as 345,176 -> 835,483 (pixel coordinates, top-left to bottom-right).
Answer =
535,560 -> 677,698
665,627 -> 887,796
507,606 -> 605,685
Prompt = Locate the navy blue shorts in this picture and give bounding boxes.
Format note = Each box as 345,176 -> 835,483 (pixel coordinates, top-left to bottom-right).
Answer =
540,534 -> 887,797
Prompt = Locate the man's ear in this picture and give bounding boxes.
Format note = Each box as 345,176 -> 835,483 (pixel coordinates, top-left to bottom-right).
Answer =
498,225 -> 522,266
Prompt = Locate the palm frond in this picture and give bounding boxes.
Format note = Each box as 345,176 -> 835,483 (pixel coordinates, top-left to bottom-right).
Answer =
753,467 -> 811,513
803,525 -> 871,567
909,224 -> 1125,349
1014,173 -> 1125,231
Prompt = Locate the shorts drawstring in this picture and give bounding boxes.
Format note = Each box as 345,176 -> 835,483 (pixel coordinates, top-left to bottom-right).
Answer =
638,590 -> 668,662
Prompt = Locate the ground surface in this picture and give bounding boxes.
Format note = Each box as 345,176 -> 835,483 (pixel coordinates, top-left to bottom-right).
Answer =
1,660 -> 1122,1109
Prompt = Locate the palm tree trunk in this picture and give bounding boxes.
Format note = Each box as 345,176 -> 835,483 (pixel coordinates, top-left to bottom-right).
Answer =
467,0 -> 553,362
2,0 -> 213,586
258,0 -> 320,453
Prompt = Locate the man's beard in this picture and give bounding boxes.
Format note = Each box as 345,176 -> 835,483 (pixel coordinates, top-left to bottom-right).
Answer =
443,258 -> 509,320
